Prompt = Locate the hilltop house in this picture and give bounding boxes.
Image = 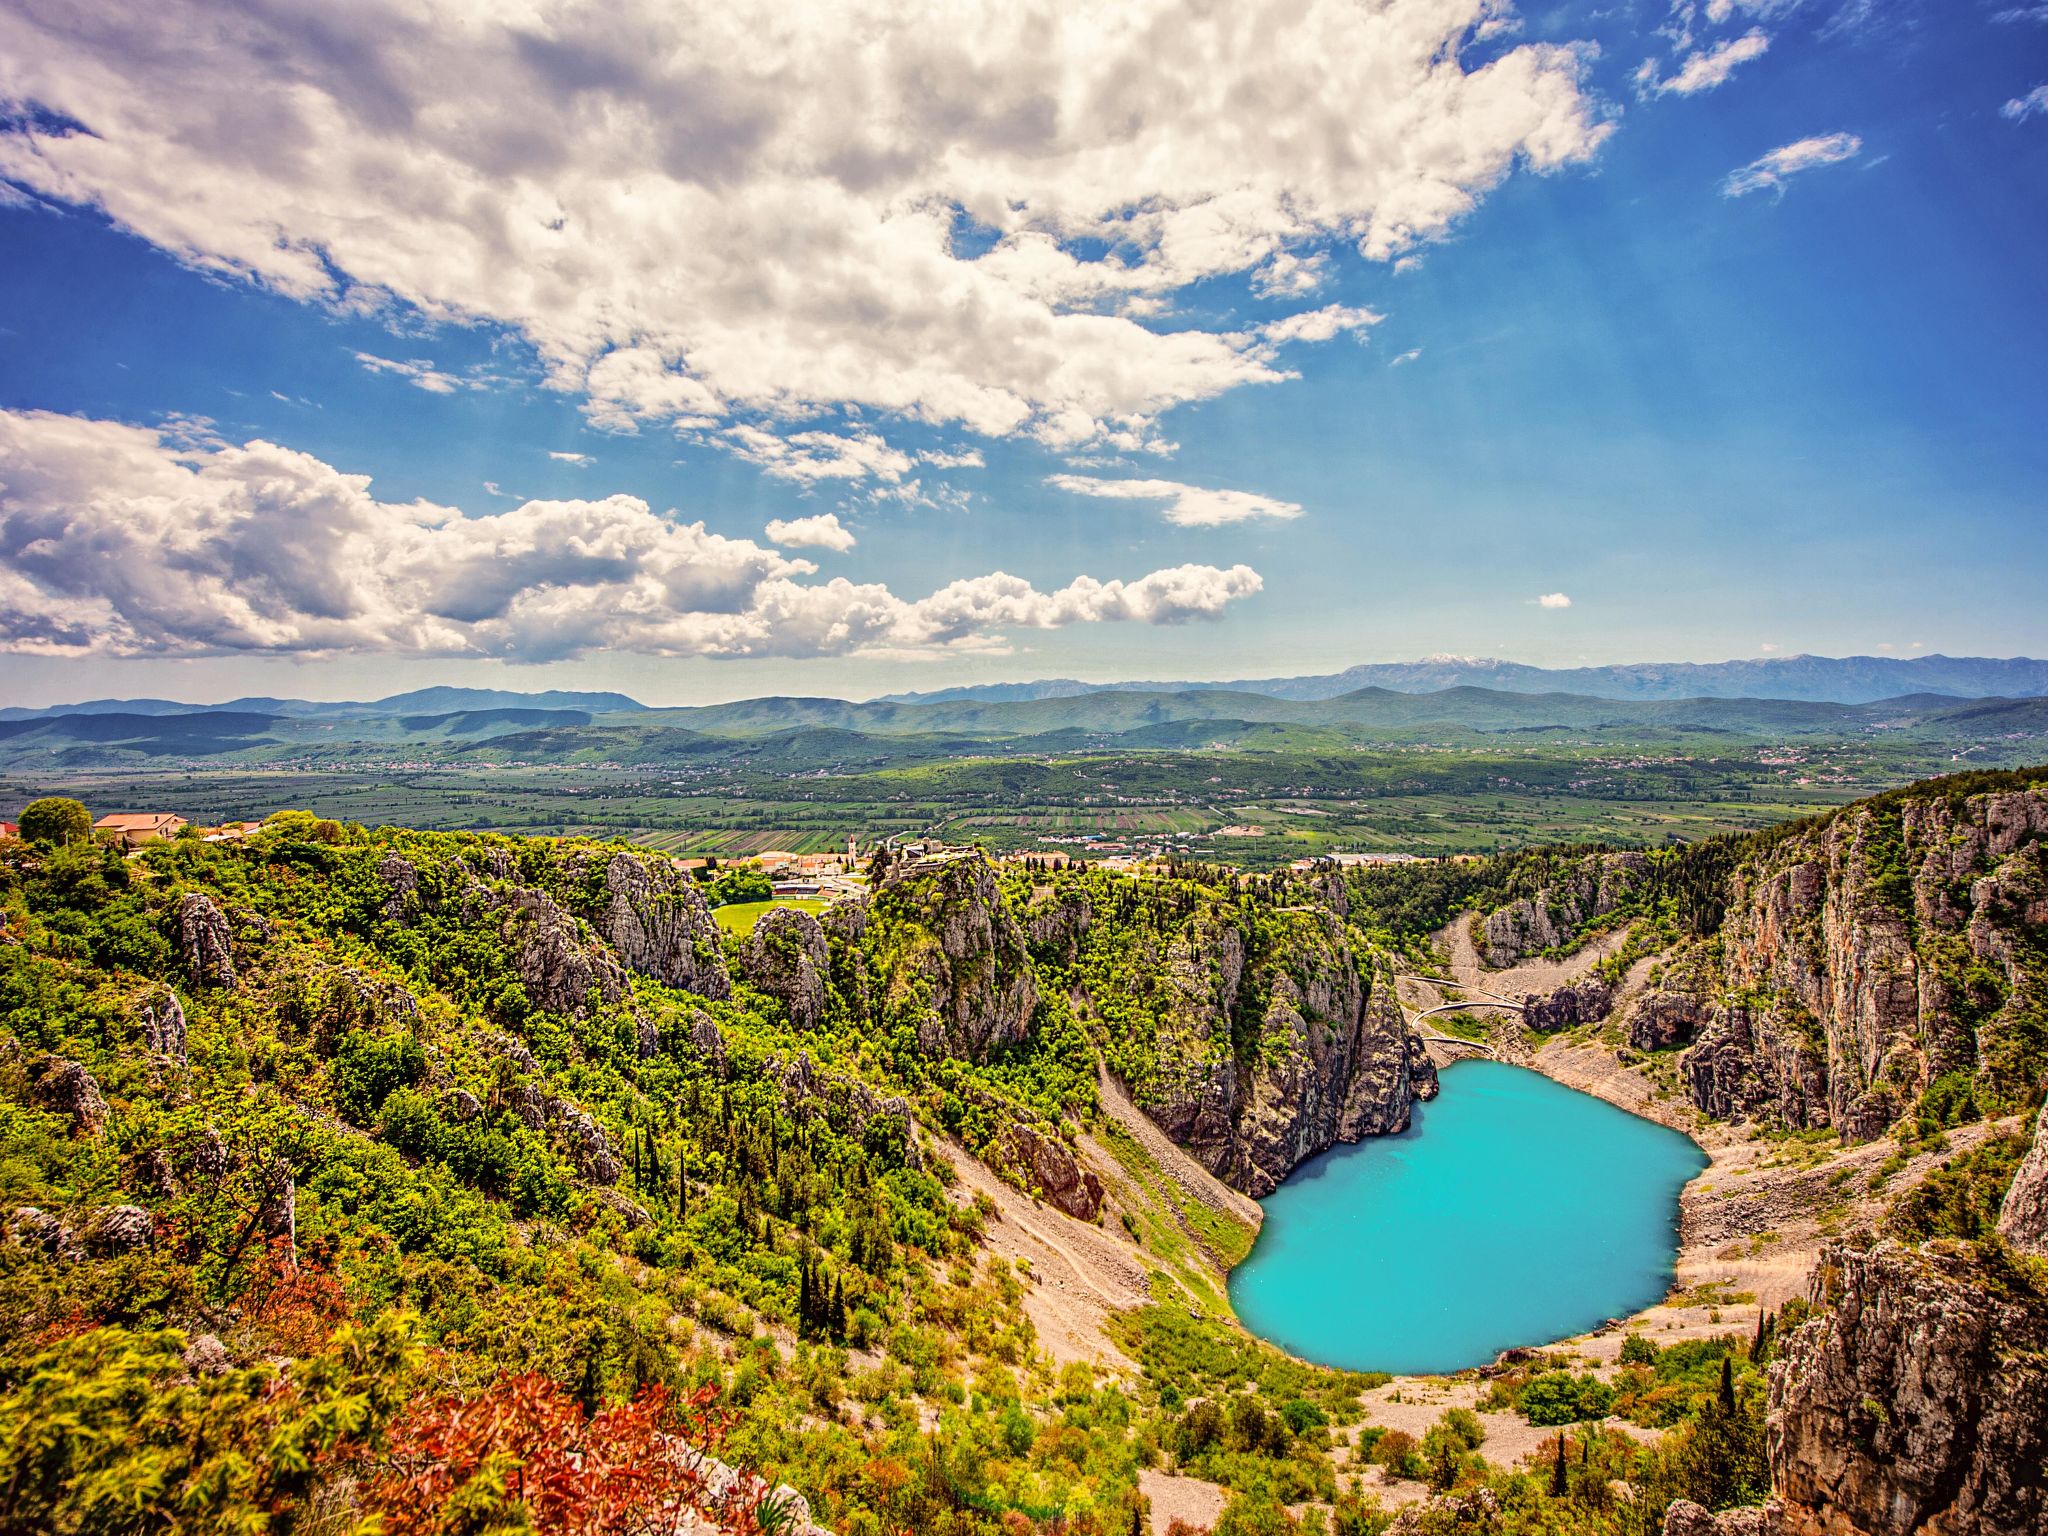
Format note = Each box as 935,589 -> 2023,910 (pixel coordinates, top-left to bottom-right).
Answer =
93,812 -> 187,848
0,822 -> 16,840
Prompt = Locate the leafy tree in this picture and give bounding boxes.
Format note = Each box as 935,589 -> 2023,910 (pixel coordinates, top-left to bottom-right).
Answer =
17,797 -> 91,847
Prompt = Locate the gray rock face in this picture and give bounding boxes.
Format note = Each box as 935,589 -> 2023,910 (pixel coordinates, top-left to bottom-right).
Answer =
506,889 -> 627,1017
376,852 -> 419,921
600,852 -> 730,999
1662,1501 -> 1782,1536
1684,1002 -> 1831,1132
877,854 -> 1037,1063
1769,1241 -> 2048,1536
1138,909 -> 1438,1197
1521,977 -> 1613,1032
28,1057 -> 108,1136
7,1206 -> 79,1261
548,1101 -> 621,1186
684,1009 -> 728,1072
82,1204 -> 154,1255
1996,1100 -> 2048,1256
140,990 -> 187,1062
1022,889 -> 1093,964
1672,787 -> 2048,1140
1627,988 -> 1708,1051
742,905 -> 830,1030
178,892 -> 236,989
776,1051 -> 918,1167
1478,853 -> 1650,967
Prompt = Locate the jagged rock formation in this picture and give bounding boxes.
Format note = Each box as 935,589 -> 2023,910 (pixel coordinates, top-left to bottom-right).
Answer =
81,1204 -> 153,1255
139,990 -> 187,1062
1623,947 -> 1721,1051
1022,888 -> 1093,965
1116,906 -> 1437,1197
1522,977 -> 1613,1032
742,905 -> 829,1030
776,1052 -> 920,1169
599,852 -> 730,998
178,891 -> 236,989
1997,1099 -> 2048,1255
1478,852 -> 1649,966
27,1057 -> 107,1136
505,889 -> 627,1017
1663,1501 -> 1782,1536
1769,1240 -> 2048,1536
871,854 -> 1036,1062
991,1119 -> 1103,1219
1684,787 -> 2048,1138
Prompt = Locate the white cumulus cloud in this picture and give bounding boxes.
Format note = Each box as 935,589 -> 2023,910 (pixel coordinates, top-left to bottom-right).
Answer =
0,411 -> 1260,660
1722,132 -> 1863,196
549,450 -> 594,466
1046,474 -> 1303,528
1536,591 -> 1572,608
0,0 -> 1611,457
765,512 -> 857,552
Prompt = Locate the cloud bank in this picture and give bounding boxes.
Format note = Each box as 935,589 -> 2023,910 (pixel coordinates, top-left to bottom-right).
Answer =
0,0 -> 1609,459
0,411 -> 1259,661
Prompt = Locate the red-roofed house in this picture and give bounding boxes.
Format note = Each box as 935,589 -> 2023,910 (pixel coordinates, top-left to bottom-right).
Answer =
93,812 -> 187,848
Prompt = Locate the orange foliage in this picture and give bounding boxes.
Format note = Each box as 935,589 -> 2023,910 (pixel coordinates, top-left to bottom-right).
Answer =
361,1373 -> 766,1536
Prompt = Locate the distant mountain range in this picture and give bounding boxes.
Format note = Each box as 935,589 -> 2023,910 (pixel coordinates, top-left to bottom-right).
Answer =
878,654 -> 2048,706
0,682 -> 2043,773
0,687 -> 648,723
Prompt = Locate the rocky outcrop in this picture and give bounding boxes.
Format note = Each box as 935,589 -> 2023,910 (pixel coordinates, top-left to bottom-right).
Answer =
1684,1000 -> 1831,1132
992,1120 -> 1103,1220
1478,853 -> 1650,966
775,1051 -> 919,1168
81,1204 -> 153,1255
1997,1099 -> 2048,1256
7,1206 -> 80,1261
506,1091 -> 620,1185
1679,787 -> 2048,1138
600,852 -> 730,999
1769,1241 -> 2048,1536
376,852 -> 420,921
1022,889 -> 1093,965
1130,908 -> 1438,1197
140,990 -> 187,1062
178,892 -> 236,989
1521,977 -> 1612,1032
1663,1501 -> 1783,1536
874,854 -> 1036,1062
506,889 -> 627,1017
742,905 -> 829,1030
28,1057 -> 108,1136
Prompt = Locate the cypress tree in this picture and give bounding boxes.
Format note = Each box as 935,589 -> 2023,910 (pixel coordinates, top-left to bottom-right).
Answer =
1550,1434 -> 1568,1497
1719,1356 -> 1736,1415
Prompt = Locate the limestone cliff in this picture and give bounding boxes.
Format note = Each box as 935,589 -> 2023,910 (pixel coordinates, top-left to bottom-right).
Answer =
1769,1240 -> 2048,1536
1050,888 -> 1437,1198
1478,851 -> 1650,966
1684,786 -> 2048,1138
866,853 -> 1037,1063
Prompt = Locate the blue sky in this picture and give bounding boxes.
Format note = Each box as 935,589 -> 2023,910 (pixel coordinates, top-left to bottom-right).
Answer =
0,0 -> 2043,706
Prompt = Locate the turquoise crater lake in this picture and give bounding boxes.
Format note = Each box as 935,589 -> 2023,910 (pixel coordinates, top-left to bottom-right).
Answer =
1228,1060 -> 1708,1376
